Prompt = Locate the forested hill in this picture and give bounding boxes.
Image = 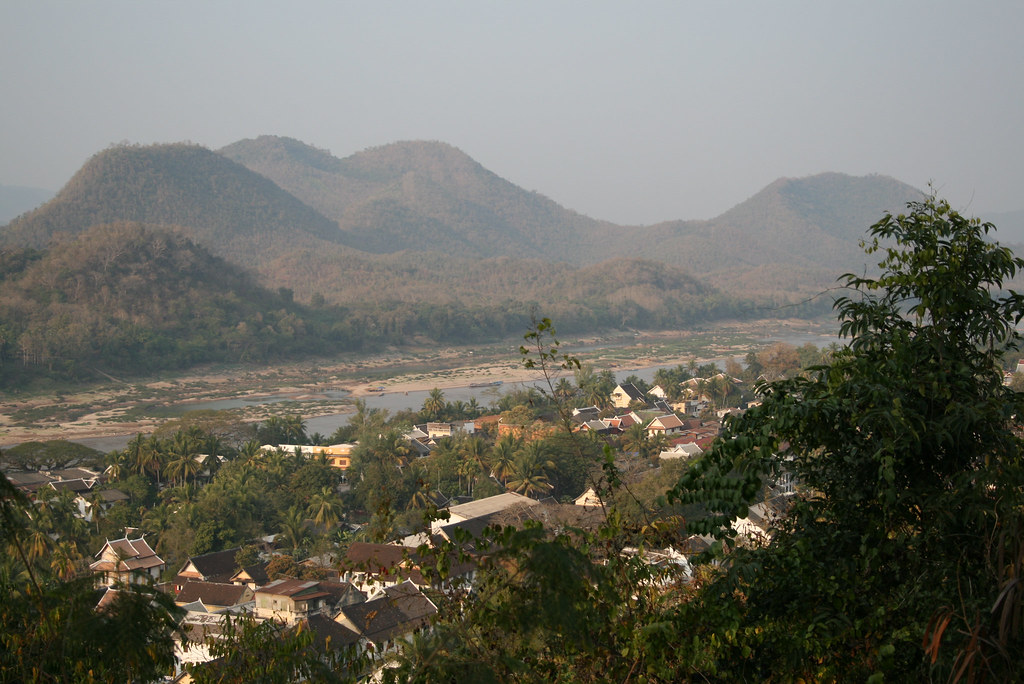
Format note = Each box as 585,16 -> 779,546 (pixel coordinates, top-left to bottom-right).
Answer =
220,136 -> 925,289
0,222 -> 348,385
0,224 -> 756,388
0,143 -> 344,269
590,173 -> 924,295
220,136 -> 622,260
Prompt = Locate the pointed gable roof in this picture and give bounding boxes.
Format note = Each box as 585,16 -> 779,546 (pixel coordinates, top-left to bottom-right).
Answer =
177,547 -> 241,584
90,535 -> 164,573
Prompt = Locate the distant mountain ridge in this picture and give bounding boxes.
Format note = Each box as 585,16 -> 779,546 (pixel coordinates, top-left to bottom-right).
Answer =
220,136 -> 618,260
0,136 -> 963,385
220,136 -> 925,291
4,136 -> 932,303
0,143 -> 343,269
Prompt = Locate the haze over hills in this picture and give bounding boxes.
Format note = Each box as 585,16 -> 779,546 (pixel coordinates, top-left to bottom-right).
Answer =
0,135 -> 988,385
220,136 -> 925,293
220,136 -> 619,261
0,144 -> 344,270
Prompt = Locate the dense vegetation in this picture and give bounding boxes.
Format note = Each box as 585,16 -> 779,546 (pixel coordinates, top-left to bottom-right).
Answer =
0,221 -> 776,388
4,197 -> 1023,681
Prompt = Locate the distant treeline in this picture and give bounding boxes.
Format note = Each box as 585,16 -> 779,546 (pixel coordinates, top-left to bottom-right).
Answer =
0,222 -> 826,388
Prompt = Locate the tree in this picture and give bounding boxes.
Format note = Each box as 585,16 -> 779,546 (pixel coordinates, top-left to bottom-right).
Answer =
1,473 -> 183,682
508,442 -> 554,498
423,387 -> 446,420
670,196 -> 1024,680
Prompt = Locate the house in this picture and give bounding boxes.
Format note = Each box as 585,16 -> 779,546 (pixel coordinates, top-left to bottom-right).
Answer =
174,580 -> 254,612
659,442 -> 704,460
436,492 -> 540,530
260,443 -> 356,471
174,547 -> 242,592
610,383 -> 647,409
648,385 -> 668,399
228,562 -> 269,591
340,542 -> 427,595
645,414 -> 685,437
334,581 -> 437,658
254,578 -> 335,624
90,534 -> 165,587
75,488 -> 129,521
574,487 -> 604,508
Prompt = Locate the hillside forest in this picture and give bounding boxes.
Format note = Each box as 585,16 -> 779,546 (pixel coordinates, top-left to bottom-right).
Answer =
3,197 -> 1024,681
0,138 -> 929,388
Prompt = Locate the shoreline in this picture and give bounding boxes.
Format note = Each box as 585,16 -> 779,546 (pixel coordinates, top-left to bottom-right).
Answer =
0,318 -> 837,448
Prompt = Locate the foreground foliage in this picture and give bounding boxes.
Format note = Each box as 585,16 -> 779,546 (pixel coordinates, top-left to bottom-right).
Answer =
671,196 -> 1024,680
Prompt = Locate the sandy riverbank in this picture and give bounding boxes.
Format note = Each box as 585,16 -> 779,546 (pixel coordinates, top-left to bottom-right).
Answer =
0,318 -> 835,447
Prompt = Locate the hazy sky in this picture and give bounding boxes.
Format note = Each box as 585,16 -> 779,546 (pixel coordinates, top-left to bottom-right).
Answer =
2,2 -> 1022,225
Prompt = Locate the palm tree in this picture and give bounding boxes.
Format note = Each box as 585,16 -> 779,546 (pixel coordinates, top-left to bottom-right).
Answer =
124,434 -> 149,476
554,377 -> 576,401
621,423 -> 650,459
164,432 -> 201,487
283,415 -> 308,445
306,486 -> 343,529
143,435 -> 165,487
508,442 -> 555,498
489,435 -> 518,487
648,432 -> 672,461
458,456 -> 482,497
104,450 -> 126,482
86,490 -> 106,534
238,439 -> 261,462
459,436 -> 489,495
278,506 -> 311,559
423,388 -> 446,420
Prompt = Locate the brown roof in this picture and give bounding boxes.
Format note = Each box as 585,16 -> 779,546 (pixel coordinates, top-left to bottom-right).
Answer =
256,578 -> 330,601
302,614 -> 363,649
229,562 -> 269,586
339,582 -> 436,644
178,547 -> 241,583
91,536 -> 164,572
50,478 -> 93,493
343,542 -> 409,571
175,580 -> 251,607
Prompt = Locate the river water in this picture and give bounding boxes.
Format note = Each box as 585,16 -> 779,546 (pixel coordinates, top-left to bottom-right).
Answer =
45,331 -> 843,454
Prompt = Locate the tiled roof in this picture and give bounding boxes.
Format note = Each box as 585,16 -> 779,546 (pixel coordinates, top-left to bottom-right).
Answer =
303,614 -> 362,648
175,580 -> 251,607
256,578 -> 329,601
91,536 -> 164,573
179,547 -> 241,583
339,582 -> 436,644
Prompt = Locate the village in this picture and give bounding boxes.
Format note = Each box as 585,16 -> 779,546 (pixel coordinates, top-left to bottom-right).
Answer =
3,344 -> 816,681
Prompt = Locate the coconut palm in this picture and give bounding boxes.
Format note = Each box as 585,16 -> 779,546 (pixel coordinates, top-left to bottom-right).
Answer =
621,422 -> 650,459
489,435 -> 518,487
283,415 -> 308,445
423,388 -> 446,420
508,442 -> 555,498
278,506 -> 312,559
164,432 -> 202,487
306,486 -> 343,529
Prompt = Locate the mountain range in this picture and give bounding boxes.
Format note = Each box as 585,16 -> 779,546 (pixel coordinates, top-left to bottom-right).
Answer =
0,136 -> 973,385
3,137 -> 930,300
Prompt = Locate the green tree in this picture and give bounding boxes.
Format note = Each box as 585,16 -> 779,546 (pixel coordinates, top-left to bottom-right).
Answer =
423,387 -> 446,420
670,196 -> 1024,680
1,473 -> 182,682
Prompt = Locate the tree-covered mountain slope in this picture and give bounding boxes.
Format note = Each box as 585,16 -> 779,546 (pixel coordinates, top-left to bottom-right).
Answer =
0,222 -> 346,386
220,136 -> 621,260
0,143 -> 344,269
